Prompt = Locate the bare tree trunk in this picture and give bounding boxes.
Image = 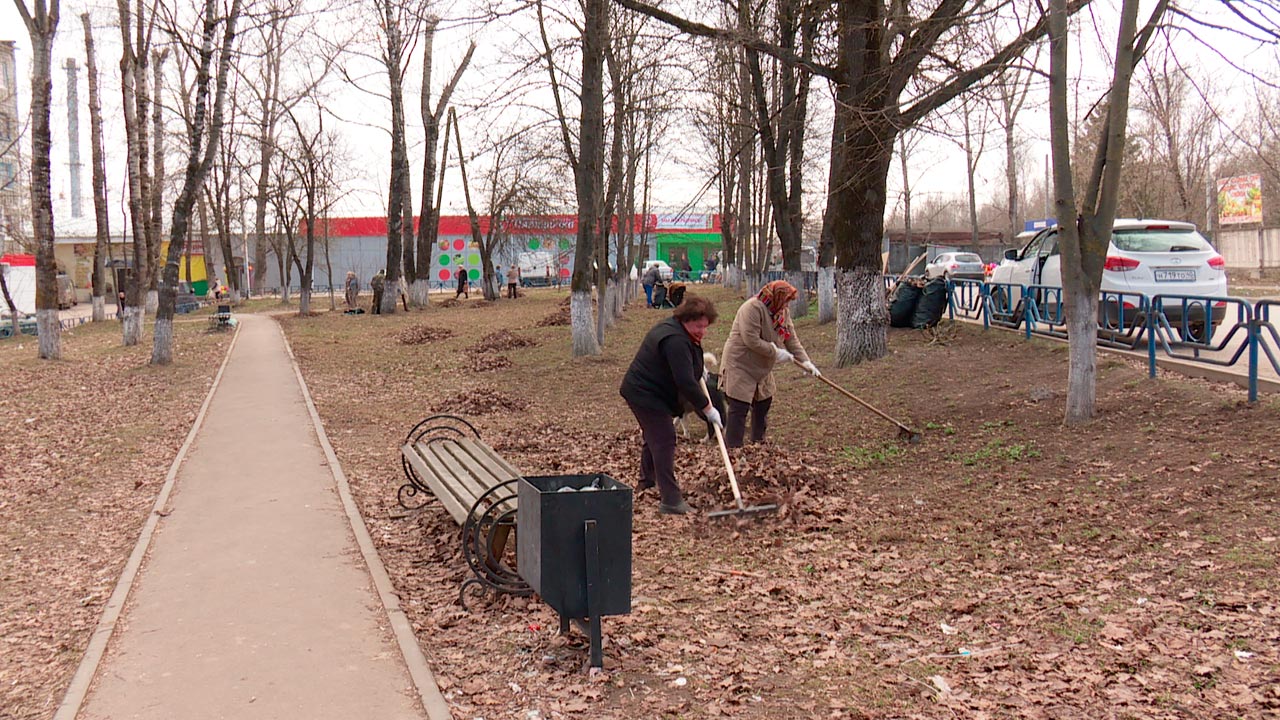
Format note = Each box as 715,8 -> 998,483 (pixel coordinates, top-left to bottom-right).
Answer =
84,13 -> 110,323
152,0 -> 241,365
146,49 -> 167,314
1050,0 -> 1161,423
380,5 -> 407,315
1003,93 -> 1021,243
570,0 -> 606,356
16,3 -> 62,358
1,270 -> 22,338
118,0 -> 152,346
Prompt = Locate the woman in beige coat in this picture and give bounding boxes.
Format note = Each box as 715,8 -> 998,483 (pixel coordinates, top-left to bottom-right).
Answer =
719,281 -> 820,447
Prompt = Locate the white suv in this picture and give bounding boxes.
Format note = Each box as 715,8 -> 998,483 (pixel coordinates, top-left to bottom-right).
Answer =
988,219 -> 1228,339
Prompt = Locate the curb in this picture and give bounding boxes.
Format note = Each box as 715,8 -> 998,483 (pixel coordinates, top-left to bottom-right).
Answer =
278,319 -> 453,720
52,322 -> 243,720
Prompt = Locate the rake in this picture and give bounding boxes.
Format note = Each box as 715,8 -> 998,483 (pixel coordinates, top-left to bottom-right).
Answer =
699,378 -> 778,521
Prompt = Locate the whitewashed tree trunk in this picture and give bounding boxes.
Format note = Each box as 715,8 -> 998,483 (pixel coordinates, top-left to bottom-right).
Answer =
36,310 -> 61,359
602,282 -> 616,328
1064,289 -> 1098,422
92,295 -> 106,322
409,278 -> 431,306
299,288 -> 311,316
145,289 -> 159,314
786,269 -> 807,317
229,288 -> 241,304
151,317 -> 173,365
817,265 -> 836,324
834,268 -> 888,366
123,306 -> 144,346
281,284 -> 291,304
571,290 -> 600,356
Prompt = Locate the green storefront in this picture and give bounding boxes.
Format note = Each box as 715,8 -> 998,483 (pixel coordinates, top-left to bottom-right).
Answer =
655,232 -> 722,272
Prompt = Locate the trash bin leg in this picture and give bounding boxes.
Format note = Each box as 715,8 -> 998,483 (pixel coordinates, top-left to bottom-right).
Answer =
584,519 -> 603,668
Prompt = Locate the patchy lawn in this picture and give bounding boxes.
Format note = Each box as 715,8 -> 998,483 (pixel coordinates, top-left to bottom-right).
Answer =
0,320 -> 232,720
280,287 -> 1279,719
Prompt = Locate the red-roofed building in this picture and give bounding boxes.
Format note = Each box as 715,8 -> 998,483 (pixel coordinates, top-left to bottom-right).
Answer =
259,213 -> 724,291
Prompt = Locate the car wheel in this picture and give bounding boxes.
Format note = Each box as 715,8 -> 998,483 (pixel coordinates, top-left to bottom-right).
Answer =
1177,321 -> 1211,343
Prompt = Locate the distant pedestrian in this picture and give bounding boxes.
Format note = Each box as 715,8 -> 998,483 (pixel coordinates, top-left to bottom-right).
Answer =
370,269 -> 385,314
455,267 -> 469,299
344,271 -> 359,309
506,265 -> 520,299
641,263 -> 660,307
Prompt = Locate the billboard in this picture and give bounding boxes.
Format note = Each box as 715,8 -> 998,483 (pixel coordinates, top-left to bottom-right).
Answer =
1217,174 -> 1262,225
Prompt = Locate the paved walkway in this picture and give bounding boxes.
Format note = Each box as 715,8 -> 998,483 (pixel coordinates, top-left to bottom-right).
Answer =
72,315 -> 435,720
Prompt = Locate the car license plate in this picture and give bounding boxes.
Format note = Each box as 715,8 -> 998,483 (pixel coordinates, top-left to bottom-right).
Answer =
1154,268 -> 1196,282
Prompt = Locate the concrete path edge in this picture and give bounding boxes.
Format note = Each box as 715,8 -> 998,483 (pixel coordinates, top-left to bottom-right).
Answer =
52,323 -> 244,720
278,321 -> 453,720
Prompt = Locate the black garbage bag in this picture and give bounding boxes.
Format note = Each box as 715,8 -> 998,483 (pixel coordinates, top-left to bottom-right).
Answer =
889,283 -> 923,328
912,278 -> 949,329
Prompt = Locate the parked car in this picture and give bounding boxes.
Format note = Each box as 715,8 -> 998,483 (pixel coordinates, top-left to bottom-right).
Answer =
988,219 -> 1228,340
925,252 -> 987,281
642,260 -> 674,282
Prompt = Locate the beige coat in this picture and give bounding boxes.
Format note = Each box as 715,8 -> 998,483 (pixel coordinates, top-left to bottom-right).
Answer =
720,297 -> 810,403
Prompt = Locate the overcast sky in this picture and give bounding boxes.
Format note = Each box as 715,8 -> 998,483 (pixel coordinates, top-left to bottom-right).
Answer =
1,0 -> 1270,236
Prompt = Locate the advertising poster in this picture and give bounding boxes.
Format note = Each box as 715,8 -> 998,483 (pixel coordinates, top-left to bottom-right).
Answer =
1217,174 -> 1263,225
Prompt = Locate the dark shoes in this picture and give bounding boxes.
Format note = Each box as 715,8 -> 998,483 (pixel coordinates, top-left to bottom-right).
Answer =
659,499 -> 693,515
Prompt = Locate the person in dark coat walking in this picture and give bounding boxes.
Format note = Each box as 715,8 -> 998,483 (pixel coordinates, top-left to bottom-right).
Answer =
619,295 -> 721,515
455,266 -> 469,299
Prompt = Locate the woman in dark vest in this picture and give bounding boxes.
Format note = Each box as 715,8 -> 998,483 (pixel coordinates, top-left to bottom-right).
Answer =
619,295 -> 721,515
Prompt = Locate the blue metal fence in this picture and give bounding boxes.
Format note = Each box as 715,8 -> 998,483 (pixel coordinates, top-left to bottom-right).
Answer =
922,277 -> 1276,402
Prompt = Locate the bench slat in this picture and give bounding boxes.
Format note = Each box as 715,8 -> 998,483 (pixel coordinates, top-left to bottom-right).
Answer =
401,442 -> 471,524
439,441 -> 520,514
456,438 -> 525,480
416,440 -> 503,518
414,441 -> 485,506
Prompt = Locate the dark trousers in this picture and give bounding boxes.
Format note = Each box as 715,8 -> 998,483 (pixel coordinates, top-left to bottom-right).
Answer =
507,282 -> 517,299
371,289 -> 383,314
455,284 -> 468,299
627,401 -> 682,505
724,396 -> 773,448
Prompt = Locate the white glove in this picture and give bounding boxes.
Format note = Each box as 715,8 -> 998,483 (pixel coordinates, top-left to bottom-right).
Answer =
703,406 -> 723,429
773,346 -> 794,364
800,360 -> 821,377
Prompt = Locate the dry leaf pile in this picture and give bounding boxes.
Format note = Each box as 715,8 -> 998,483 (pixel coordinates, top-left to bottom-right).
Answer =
395,324 -> 455,345
468,331 -> 538,354
535,307 -> 571,327
0,323 -> 231,720
438,298 -> 461,308
468,354 -> 512,372
433,387 -> 530,415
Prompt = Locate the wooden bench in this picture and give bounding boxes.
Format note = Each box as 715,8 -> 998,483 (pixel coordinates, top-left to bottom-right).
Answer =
397,415 -> 529,603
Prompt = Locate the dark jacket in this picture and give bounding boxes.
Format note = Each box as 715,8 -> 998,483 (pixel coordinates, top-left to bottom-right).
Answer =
620,317 -> 709,417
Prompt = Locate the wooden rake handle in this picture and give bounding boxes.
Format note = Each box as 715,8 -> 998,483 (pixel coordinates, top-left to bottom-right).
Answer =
793,360 -> 916,435
700,377 -> 746,511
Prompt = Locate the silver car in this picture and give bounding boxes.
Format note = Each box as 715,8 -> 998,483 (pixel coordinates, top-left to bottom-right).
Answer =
925,252 -> 986,281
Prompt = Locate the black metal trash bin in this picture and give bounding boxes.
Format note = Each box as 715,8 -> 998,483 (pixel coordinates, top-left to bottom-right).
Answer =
517,474 -> 632,667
